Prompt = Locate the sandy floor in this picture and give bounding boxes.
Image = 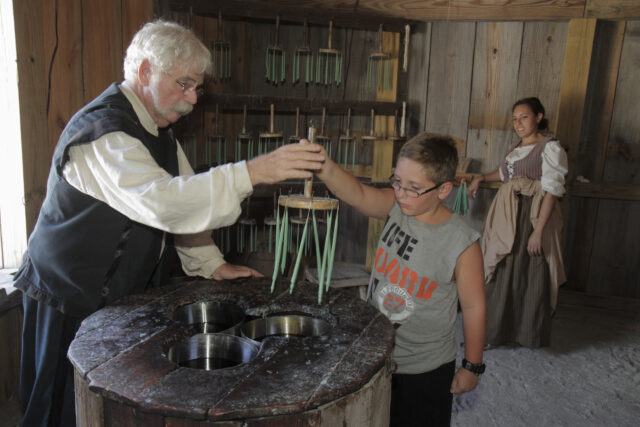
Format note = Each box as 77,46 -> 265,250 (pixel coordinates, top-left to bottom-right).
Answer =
452,291 -> 640,427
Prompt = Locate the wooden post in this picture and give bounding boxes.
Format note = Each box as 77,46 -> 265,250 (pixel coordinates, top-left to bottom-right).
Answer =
554,18 -> 597,180
554,18 -> 596,254
566,20 -> 625,291
366,31 -> 400,272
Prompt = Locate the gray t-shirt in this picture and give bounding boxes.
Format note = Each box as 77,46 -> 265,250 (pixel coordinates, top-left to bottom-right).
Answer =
369,203 -> 480,374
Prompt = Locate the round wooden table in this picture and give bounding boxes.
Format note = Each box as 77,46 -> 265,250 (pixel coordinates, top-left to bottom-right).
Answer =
69,277 -> 395,426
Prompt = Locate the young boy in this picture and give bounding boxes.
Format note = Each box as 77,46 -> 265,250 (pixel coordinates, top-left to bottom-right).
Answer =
315,132 -> 486,426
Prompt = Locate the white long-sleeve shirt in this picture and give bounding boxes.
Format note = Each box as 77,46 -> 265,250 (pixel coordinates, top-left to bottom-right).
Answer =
62,82 -> 253,278
499,140 -> 568,197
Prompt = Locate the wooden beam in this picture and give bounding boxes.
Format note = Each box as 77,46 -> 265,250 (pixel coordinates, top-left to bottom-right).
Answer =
160,0 -> 640,23
571,182 -> 640,201
165,0 -> 640,24
170,0 -> 415,32
354,0 -> 585,21
585,0 -> 640,19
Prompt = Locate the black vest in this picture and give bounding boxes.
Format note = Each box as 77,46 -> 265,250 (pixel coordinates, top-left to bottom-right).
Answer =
15,83 -> 179,318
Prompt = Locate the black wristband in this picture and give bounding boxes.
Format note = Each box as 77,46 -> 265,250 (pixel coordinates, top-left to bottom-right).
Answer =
462,358 -> 486,376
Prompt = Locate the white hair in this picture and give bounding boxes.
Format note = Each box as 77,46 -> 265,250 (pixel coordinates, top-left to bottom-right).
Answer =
123,20 -> 212,82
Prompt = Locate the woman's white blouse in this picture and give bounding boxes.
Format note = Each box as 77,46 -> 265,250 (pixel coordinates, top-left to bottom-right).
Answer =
499,140 -> 568,197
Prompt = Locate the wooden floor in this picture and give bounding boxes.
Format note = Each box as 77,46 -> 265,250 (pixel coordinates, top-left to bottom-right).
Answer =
452,289 -> 640,426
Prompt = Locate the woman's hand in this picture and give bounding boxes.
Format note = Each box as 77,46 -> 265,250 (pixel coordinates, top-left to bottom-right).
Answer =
450,367 -> 479,394
467,175 -> 483,199
527,230 -> 543,256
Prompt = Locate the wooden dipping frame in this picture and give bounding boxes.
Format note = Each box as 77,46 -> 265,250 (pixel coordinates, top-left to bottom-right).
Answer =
271,126 -> 340,303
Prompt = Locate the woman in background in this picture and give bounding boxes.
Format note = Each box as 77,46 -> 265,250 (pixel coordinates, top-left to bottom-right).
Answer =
468,97 -> 568,348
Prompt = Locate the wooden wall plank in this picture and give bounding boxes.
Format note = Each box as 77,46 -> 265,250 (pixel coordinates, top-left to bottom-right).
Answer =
366,30 -> 400,271
605,20 -> 640,186
121,0 -> 154,51
554,18 -> 596,178
82,0 -> 123,101
0,0 -> 28,267
565,21 -> 625,292
554,18 -> 596,289
406,22 -> 431,138
587,199 -> 640,298
425,21 -> 475,142
578,20 -> 640,298
43,0 -> 83,165
13,0 -> 49,236
515,21 -> 568,135
466,22 -> 523,172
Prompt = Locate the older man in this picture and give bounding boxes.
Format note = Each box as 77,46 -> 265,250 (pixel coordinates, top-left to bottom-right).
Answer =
15,20 -> 324,426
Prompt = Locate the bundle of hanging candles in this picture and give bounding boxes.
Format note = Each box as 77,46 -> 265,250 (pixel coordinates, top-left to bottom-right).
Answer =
270,127 -> 340,304
452,179 -> 469,216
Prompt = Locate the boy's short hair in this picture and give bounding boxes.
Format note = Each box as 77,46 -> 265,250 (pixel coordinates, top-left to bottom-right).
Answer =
398,132 -> 458,183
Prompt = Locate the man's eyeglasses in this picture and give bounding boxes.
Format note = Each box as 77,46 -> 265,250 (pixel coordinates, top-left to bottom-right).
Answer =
164,71 -> 205,98
388,174 -> 441,198
175,79 -> 205,98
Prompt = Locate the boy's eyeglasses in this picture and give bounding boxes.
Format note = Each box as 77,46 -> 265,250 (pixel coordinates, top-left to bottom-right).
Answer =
388,175 -> 441,198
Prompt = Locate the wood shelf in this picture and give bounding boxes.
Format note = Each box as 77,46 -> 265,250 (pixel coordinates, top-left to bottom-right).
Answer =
200,94 -> 403,116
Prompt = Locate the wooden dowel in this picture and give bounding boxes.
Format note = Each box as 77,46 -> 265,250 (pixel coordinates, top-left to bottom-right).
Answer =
270,103 -> 275,133
304,125 -> 316,198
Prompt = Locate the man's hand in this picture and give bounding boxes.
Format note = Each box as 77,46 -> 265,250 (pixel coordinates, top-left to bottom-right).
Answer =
246,143 -> 325,185
211,263 -> 264,280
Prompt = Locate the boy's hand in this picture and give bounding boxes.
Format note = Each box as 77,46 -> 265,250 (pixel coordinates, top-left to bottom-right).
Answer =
450,367 -> 479,394
299,138 -> 331,177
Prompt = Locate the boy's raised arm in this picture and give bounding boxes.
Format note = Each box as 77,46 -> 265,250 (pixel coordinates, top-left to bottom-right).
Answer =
314,144 -> 395,220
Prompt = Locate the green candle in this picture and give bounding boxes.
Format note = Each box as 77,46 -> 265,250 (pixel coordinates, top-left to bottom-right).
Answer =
280,206 -> 289,274
326,206 -> 340,291
271,204 -> 283,292
312,212 -> 324,303
290,212 -> 310,294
